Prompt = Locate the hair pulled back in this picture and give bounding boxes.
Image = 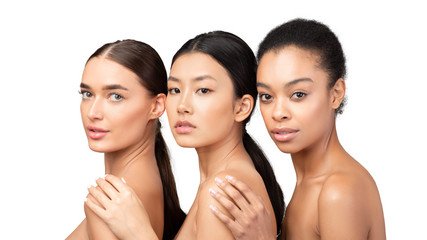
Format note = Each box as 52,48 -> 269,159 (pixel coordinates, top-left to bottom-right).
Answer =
172,31 -> 285,235
258,18 -> 347,114
87,39 -> 185,240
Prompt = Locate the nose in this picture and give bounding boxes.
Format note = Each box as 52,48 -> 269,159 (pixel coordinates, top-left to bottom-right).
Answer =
87,98 -> 104,121
177,91 -> 192,114
272,98 -> 290,122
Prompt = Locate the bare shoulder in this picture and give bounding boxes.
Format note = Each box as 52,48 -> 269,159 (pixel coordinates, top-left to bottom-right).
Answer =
319,160 -> 380,211
317,157 -> 385,239
194,166 -> 269,240
120,164 -> 164,237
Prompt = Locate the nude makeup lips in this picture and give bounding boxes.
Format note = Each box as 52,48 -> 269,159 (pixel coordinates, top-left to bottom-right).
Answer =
175,121 -> 195,134
271,127 -> 299,142
87,125 -> 109,139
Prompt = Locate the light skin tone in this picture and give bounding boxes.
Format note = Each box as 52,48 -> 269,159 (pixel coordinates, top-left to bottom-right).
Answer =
85,51 -> 277,239
66,56 -> 166,240
211,45 -> 386,240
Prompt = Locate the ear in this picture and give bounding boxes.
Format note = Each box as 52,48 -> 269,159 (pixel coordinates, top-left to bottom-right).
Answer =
234,94 -> 254,122
150,93 -> 166,120
330,78 -> 346,110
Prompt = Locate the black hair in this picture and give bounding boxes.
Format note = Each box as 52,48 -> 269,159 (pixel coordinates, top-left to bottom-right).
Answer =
258,18 -> 347,114
87,39 -> 185,240
172,31 -> 285,235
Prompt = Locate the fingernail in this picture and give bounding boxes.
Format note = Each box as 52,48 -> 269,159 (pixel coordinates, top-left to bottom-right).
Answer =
104,174 -> 108,178
209,188 -> 217,196
215,177 -> 223,184
225,175 -> 234,181
209,205 -> 217,212
121,177 -> 127,184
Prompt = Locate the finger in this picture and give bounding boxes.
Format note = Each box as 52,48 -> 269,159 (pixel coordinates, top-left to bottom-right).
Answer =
225,175 -> 261,206
210,187 -> 243,218
88,185 -> 112,208
104,174 -> 131,193
215,177 -> 251,212
95,177 -> 120,199
85,196 -> 108,221
210,204 -> 244,237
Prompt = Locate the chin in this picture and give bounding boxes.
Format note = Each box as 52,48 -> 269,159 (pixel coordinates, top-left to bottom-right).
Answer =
175,140 -> 197,148
274,142 -> 302,154
87,142 -> 113,153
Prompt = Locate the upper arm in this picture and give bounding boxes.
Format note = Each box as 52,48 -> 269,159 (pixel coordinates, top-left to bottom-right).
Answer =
318,174 -> 370,240
66,219 -> 89,240
196,175 -> 235,240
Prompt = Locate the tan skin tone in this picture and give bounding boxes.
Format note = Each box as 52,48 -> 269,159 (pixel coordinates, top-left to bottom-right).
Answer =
66,57 -> 166,240
211,46 -> 386,240
85,52 -> 277,240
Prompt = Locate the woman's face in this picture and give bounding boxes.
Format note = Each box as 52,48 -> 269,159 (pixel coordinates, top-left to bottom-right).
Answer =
166,52 -> 237,148
80,57 -> 157,153
257,46 -> 336,154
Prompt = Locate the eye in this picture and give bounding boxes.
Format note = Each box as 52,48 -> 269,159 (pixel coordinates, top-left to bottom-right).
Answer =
196,88 -> 211,95
291,91 -> 307,100
168,88 -> 180,95
79,90 -> 92,99
259,93 -> 273,103
109,93 -> 123,102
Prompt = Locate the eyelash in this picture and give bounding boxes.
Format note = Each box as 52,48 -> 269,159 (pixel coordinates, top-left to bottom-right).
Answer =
109,93 -> 123,102
168,88 -> 180,95
78,90 -> 123,102
167,88 -> 212,95
79,90 -> 92,99
259,93 -> 273,103
291,91 -> 307,100
196,88 -> 211,94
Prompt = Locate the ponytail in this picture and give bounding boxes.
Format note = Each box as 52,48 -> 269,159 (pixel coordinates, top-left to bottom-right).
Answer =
242,129 -> 284,238
154,120 -> 186,240
88,40 -> 184,239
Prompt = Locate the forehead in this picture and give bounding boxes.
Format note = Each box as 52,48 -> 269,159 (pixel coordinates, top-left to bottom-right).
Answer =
170,52 -> 231,82
257,46 -> 328,86
82,57 -> 141,87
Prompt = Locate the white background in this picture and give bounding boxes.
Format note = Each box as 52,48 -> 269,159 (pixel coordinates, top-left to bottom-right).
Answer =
1,1 -> 426,239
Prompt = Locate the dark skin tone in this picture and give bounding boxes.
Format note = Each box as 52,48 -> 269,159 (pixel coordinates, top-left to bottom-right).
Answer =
210,46 -> 386,240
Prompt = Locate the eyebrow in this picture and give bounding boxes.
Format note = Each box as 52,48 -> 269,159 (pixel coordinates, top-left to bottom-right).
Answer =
168,75 -> 216,82
257,78 -> 313,89
79,83 -> 128,91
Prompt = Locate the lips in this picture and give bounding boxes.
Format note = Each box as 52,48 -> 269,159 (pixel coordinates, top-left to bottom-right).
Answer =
87,125 -> 109,139
175,121 -> 195,134
271,127 -> 299,142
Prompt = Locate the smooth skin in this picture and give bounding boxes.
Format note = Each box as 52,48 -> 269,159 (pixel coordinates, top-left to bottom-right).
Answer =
66,57 -> 166,240
85,52 -> 277,240
211,46 -> 386,240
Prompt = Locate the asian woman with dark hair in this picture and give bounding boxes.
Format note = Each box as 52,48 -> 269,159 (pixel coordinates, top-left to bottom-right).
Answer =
85,31 -> 285,239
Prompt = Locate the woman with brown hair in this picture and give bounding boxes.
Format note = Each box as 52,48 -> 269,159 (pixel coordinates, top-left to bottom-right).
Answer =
66,40 -> 185,240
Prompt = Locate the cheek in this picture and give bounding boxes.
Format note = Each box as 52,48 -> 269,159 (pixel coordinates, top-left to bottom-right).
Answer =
259,104 -> 275,128
80,102 -> 89,121
201,96 -> 234,126
113,103 -> 152,137
295,96 -> 332,133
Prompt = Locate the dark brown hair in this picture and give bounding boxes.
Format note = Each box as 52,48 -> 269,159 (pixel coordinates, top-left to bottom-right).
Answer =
172,31 -> 285,236
87,39 -> 185,240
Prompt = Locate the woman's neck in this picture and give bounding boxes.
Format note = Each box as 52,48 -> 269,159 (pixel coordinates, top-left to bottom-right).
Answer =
291,124 -> 344,183
104,136 -> 156,176
196,128 -> 248,183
